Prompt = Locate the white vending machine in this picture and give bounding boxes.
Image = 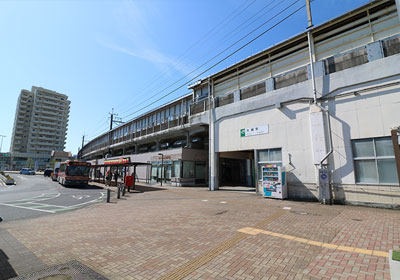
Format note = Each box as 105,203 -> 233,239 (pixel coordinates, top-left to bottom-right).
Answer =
262,165 -> 287,199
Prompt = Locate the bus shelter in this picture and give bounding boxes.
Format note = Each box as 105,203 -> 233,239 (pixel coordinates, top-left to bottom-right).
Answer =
90,159 -> 150,189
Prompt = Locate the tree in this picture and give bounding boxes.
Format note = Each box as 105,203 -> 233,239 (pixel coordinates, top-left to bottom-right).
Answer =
26,158 -> 34,168
49,159 -> 57,168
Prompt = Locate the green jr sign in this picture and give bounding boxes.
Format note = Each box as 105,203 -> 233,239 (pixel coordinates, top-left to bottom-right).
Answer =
240,129 -> 246,137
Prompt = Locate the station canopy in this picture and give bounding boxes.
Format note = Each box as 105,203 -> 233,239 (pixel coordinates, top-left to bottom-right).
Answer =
90,157 -> 150,168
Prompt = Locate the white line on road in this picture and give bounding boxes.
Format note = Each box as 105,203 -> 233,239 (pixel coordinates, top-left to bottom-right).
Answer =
13,193 -> 60,202
67,192 -> 106,208
0,202 -> 56,213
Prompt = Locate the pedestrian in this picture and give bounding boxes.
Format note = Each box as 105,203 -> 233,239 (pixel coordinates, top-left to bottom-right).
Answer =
106,170 -> 111,186
114,170 -> 119,186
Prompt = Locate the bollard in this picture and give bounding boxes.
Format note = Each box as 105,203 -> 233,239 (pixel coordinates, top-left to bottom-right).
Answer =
107,189 -> 110,203
117,186 -> 121,199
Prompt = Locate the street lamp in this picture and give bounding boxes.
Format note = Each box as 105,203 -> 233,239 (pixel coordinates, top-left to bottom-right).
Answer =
158,153 -> 163,186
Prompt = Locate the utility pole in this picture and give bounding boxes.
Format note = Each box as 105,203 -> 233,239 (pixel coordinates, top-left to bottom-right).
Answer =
109,108 -> 123,130
81,134 -> 86,150
0,135 -> 6,153
306,0 -> 316,103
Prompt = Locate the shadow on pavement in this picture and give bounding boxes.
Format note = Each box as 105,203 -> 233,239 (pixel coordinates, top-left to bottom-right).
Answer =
0,249 -> 17,279
131,185 -> 167,193
65,184 -> 104,190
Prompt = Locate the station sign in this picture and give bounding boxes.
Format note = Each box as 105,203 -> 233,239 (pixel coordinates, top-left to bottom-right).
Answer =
240,125 -> 269,137
104,157 -> 130,165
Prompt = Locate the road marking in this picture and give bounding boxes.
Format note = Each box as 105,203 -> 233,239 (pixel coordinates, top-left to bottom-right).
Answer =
0,192 -> 106,214
13,193 -> 60,202
72,195 -> 90,200
0,202 -> 56,213
237,227 -> 389,258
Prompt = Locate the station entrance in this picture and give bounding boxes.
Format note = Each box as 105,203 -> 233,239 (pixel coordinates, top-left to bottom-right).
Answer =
218,150 -> 255,189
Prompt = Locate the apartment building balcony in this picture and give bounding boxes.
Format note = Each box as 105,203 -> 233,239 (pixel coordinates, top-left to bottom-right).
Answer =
32,119 -> 62,127
30,135 -> 60,141
35,102 -> 66,112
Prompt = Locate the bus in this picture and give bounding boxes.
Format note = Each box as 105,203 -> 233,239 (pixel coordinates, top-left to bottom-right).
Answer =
57,161 -> 91,186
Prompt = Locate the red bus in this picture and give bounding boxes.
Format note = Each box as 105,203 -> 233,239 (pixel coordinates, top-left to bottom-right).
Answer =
57,161 -> 91,186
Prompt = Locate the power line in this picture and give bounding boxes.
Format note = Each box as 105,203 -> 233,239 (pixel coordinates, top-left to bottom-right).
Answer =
84,0 -> 261,140
120,0 -> 302,120
88,1 -> 306,141
114,0 -> 260,115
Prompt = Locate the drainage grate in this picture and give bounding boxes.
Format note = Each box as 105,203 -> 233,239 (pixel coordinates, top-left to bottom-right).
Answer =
11,260 -> 109,280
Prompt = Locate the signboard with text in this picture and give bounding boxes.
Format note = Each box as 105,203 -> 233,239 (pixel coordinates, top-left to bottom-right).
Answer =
104,158 -> 130,165
240,125 -> 269,137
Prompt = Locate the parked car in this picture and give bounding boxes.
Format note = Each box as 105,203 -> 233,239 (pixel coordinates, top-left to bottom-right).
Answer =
20,168 -> 35,175
51,167 -> 59,181
44,169 -> 53,177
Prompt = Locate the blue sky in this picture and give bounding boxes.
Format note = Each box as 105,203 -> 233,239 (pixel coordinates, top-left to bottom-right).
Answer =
0,0 -> 370,154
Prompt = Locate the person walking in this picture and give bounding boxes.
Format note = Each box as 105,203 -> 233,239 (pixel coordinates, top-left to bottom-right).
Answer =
105,169 -> 111,186
114,170 -> 119,187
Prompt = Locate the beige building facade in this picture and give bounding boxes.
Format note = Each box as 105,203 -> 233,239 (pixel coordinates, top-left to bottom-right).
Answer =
10,86 -> 70,170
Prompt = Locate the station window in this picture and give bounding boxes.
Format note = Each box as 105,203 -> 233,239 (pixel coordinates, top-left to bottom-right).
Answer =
257,148 -> 282,180
352,137 -> 398,184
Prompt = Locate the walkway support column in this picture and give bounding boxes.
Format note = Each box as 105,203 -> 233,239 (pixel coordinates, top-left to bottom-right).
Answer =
209,79 -> 218,191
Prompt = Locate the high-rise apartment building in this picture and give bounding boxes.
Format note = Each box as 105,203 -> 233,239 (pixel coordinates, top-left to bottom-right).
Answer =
10,86 -> 70,169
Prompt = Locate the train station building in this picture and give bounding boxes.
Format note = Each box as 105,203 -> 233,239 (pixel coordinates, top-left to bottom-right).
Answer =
79,0 -> 400,207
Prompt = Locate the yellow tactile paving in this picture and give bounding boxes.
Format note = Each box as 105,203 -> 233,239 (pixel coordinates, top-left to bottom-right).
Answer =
238,227 -> 390,258
158,211 -> 286,280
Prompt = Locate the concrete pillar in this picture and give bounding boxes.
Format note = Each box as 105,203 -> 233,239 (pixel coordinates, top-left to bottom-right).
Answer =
396,0 -> 400,23
186,132 -> 192,149
309,104 -> 327,165
366,41 -> 384,62
209,80 -> 218,191
156,140 -> 160,151
254,150 -> 259,194
266,78 -> 274,92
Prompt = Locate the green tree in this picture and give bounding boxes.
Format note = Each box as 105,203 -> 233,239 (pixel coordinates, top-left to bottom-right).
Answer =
49,159 -> 57,168
26,158 -> 34,168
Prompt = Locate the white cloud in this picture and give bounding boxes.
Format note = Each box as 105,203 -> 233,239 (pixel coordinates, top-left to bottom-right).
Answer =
98,0 -> 194,78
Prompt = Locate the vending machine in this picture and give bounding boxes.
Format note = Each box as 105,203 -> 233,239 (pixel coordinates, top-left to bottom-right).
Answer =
262,165 -> 287,199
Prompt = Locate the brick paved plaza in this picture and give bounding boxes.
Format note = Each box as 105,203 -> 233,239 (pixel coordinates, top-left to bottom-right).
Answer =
1,185 -> 400,279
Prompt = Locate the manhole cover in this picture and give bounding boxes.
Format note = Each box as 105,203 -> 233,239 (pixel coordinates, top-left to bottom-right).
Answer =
11,260 -> 108,280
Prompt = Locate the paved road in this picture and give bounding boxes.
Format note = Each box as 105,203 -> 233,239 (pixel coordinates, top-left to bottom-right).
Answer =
0,174 -> 106,222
